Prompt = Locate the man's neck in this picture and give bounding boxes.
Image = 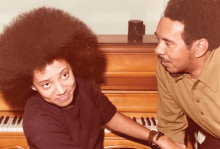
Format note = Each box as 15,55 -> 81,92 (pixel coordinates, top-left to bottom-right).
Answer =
189,50 -> 212,80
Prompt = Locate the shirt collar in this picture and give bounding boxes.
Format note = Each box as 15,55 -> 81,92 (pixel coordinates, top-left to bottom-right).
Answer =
169,46 -> 220,92
198,47 -> 220,92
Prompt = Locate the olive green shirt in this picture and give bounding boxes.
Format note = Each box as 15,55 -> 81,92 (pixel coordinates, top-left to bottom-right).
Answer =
156,47 -> 220,144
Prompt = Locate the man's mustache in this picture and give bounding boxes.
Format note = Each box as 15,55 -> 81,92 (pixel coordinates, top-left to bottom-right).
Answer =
158,55 -> 170,63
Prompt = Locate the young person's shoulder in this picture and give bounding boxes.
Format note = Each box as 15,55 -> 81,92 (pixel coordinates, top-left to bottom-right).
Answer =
24,93 -> 63,122
24,93 -> 43,112
75,77 -> 98,93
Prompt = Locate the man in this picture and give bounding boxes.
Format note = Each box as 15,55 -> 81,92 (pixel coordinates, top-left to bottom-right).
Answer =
154,0 -> 220,148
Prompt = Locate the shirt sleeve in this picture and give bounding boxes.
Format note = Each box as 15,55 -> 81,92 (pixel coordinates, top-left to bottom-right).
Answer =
90,80 -> 117,124
24,114 -> 82,149
156,62 -> 188,144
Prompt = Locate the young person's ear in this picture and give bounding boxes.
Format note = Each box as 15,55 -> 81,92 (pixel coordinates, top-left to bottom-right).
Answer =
31,85 -> 37,91
194,39 -> 209,58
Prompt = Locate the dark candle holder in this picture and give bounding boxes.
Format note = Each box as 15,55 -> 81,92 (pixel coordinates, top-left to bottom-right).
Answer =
128,20 -> 145,43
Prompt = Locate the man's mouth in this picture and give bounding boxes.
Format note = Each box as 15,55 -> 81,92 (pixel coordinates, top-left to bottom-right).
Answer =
158,55 -> 170,63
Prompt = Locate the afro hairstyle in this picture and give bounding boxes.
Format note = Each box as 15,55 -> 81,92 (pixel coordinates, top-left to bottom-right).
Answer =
164,0 -> 220,51
0,7 -> 106,108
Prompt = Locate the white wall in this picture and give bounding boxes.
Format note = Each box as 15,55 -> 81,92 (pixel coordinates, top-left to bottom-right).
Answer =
0,0 -> 168,35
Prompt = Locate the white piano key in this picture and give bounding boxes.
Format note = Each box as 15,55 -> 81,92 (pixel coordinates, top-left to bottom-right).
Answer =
7,118 -> 15,132
2,118 -> 13,132
0,117 -> 6,132
150,118 -> 158,130
135,118 -> 142,125
16,119 -> 23,132
101,125 -> 112,133
8,117 -> 18,132
104,128 -> 112,133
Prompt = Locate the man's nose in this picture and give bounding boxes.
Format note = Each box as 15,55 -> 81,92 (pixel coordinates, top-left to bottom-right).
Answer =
155,43 -> 166,55
55,83 -> 66,95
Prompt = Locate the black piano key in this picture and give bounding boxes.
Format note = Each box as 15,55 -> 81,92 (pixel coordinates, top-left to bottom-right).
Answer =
4,116 -> 9,124
146,117 -> 151,126
17,116 -> 22,124
12,116 -> 18,124
0,116 -> 4,124
151,117 -> 156,126
133,117 -> 136,122
141,117 -> 145,125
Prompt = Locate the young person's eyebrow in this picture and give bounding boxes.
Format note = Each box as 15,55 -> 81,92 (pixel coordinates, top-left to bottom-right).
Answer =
59,67 -> 68,75
37,67 -> 69,84
38,79 -> 49,84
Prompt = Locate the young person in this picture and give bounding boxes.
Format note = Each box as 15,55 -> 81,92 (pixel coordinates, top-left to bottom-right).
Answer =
0,7 -> 185,149
155,0 -> 220,148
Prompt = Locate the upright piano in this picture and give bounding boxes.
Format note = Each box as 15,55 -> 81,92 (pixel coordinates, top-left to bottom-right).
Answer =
0,35 -> 193,149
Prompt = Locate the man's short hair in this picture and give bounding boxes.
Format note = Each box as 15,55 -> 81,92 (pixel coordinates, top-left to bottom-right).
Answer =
165,0 -> 220,51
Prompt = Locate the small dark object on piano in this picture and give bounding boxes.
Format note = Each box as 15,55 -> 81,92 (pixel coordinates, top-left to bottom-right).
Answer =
146,117 -> 151,126
151,117 -> 156,126
4,116 -> 9,124
0,116 -> 4,124
17,116 -> 22,124
12,116 -> 18,124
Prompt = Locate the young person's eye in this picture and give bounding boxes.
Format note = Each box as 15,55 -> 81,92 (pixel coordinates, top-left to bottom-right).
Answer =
62,73 -> 69,78
165,42 -> 171,45
43,83 -> 50,88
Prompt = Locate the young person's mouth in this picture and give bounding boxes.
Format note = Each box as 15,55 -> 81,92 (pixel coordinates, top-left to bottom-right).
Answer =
56,92 -> 70,102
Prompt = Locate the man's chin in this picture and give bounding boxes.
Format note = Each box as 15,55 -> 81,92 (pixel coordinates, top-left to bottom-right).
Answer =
165,67 -> 185,75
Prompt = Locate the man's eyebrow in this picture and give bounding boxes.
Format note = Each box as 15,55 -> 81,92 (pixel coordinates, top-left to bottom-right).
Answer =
154,32 -> 175,44
162,38 -> 175,44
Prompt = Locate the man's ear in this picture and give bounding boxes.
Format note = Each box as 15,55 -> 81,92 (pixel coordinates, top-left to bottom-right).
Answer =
194,39 -> 209,58
31,85 -> 37,91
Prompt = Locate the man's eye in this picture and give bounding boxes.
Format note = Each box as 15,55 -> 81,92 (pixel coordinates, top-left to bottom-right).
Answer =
165,42 -> 170,45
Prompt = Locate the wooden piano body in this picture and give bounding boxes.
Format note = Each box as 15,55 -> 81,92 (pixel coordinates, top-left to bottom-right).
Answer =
0,35 -> 193,149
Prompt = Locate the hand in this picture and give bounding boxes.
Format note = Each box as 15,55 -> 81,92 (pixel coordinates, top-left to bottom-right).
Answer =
155,136 -> 187,149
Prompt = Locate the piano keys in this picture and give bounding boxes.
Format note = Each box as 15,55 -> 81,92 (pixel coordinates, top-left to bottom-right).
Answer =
0,114 -> 160,149
0,116 -> 23,132
0,115 -> 158,133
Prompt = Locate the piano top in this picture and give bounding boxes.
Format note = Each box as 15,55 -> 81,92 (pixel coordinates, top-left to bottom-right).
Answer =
97,35 -> 158,45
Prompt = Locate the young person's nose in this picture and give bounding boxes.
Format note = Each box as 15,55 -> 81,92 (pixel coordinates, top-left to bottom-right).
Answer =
55,82 -> 66,95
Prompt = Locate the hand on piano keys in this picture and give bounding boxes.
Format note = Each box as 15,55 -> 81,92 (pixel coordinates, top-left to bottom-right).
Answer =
0,116 -> 23,132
